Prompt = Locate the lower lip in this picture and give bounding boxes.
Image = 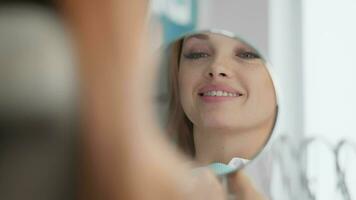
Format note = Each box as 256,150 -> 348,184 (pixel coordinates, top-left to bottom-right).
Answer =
199,95 -> 240,103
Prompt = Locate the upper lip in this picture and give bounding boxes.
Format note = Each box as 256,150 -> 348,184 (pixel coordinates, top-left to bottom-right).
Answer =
197,83 -> 244,96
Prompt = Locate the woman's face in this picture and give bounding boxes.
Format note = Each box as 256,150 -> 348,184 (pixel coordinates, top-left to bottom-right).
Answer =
178,32 -> 276,132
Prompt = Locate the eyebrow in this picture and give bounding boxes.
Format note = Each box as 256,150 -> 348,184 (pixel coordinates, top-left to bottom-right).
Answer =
184,33 -> 210,42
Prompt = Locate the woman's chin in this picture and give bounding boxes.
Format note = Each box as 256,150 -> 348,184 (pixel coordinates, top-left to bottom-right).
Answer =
200,119 -> 238,131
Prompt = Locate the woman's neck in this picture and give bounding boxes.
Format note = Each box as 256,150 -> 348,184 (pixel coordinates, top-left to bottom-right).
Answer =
193,125 -> 272,165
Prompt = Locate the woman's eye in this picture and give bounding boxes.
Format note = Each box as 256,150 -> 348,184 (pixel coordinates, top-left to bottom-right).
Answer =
237,52 -> 260,59
183,52 -> 210,59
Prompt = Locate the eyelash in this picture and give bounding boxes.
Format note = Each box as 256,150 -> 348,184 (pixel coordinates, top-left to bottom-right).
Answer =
183,52 -> 210,60
182,51 -> 260,60
236,52 -> 260,59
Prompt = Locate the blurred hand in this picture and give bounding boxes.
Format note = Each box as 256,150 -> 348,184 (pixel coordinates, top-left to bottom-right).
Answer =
228,170 -> 266,200
183,168 -> 226,200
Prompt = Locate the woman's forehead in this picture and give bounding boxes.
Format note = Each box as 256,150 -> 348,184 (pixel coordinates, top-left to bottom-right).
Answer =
182,32 -> 254,51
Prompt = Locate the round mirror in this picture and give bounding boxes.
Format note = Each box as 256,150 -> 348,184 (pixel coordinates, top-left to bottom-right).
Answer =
155,29 -> 278,173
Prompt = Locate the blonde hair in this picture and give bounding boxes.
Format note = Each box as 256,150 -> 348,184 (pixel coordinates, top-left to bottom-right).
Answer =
166,38 -> 196,158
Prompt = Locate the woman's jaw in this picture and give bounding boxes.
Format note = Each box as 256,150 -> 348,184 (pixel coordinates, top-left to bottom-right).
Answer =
192,117 -> 274,165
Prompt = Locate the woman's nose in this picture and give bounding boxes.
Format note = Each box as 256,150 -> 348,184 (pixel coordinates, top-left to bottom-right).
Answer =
208,71 -> 227,78
205,62 -> 231,79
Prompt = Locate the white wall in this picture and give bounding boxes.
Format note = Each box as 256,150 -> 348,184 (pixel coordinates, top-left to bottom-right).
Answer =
302,0 -> 356,199
303,0 -> 356,143
269,0 -> 307,199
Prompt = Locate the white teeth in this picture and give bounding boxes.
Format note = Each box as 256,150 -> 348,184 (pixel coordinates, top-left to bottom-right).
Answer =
202,90 -> 239,97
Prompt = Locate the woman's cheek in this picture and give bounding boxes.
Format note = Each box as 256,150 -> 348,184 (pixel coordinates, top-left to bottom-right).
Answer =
179,70 -> 193,104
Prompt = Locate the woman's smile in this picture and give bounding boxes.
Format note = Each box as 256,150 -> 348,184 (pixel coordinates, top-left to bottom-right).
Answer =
197,83 -> 244,103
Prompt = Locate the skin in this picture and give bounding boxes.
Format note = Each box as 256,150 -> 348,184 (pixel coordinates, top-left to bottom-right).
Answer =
178,32 -> 277,164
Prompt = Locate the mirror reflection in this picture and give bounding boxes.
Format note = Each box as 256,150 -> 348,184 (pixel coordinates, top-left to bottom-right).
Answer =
156,30 -> 278,171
